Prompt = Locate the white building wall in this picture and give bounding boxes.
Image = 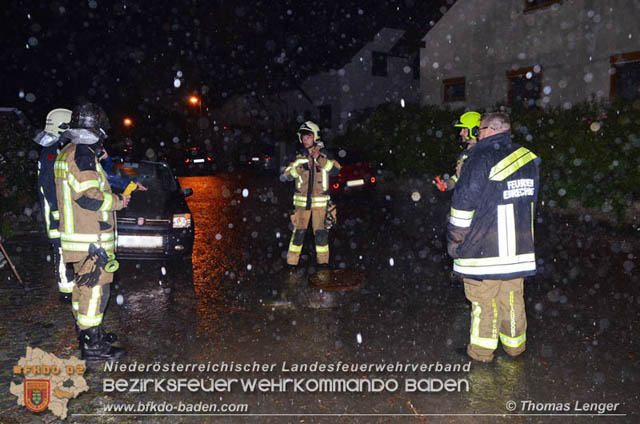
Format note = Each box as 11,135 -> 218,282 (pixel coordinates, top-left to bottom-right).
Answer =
420,0 -> 640,109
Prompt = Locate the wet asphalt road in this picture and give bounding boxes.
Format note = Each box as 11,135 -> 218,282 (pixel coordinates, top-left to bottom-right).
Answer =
1,170 -> 638,423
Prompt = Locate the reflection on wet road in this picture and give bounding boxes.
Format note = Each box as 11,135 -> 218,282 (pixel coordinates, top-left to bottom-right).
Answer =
181,175 -> 242,337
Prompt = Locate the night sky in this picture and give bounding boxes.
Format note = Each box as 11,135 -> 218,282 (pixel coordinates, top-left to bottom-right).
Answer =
1,0 -> 451,130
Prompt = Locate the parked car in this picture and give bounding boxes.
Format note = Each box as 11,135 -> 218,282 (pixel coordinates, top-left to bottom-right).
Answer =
247,145 -> 279,173
183,146 -> 215,175
111,160 -> 194,263
327,148 -> 377,194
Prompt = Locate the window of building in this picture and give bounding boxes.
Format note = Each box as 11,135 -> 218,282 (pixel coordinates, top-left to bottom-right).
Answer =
372,51 -> 388,77
507,66 -> 542,109
443,77 -> 466,102
610,52 -> 640,100
524,0 -> 561,13
318,105 -> 332,129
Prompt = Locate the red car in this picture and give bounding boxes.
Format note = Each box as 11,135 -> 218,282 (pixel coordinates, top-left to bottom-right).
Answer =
327,148 -> 376,194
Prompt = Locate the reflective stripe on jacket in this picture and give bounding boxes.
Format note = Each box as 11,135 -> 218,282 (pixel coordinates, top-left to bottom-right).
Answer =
446,132 -> 540,280
54,143 -> 124,262
282,146 -> 341,209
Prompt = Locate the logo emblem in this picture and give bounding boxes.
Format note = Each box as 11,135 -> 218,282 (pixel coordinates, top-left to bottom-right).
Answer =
24,379 -> 50,413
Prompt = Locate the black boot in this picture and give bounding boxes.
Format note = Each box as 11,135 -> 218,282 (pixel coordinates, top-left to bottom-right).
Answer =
79,326 -> 125,361
75,323 -> 117,344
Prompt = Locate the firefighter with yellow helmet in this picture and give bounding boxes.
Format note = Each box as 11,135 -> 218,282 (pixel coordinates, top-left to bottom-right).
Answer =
282,121 -> 341,267
434,111 -> 482,191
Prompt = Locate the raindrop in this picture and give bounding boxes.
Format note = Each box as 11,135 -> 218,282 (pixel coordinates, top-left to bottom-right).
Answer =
356,333 -> 362,344
402,66 -> 411,74
25,93 -> 36,102
589,122 -> 601,132
543,86 -> 551,94
623,260 -> 634,272
400,98 -> 405,108
432,62 -> 439,69
276,232 -> 281,238
161,266 -> 166,276
389,258 -> 395,267
583,73 -> 594,83
411,192 -> 421,202
242,188 -> 249,197
116,294 -> 124,305
46,255 -> 51,262
176,70 -> 183,77
88,0 -> 98,9
342,84 -> 350,92
27,37 -> 38,47
525,71 -> 533,79
247,264 -> 252,271
173,78 -> 181,88
215,233 -> 222,240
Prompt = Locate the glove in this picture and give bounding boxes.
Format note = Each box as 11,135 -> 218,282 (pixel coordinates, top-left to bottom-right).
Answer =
76,244 -> 110,288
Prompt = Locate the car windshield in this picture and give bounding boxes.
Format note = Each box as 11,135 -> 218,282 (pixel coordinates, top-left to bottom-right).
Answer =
112,161 -> 178,192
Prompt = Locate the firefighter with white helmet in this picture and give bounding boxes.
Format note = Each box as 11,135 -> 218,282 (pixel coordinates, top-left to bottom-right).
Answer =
282,121 -> 341,267
33,108 -> 75,303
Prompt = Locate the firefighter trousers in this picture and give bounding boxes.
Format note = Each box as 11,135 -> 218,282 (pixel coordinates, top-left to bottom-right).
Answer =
71,261 -> 113,330
54,247 -> 75,295
463,277 -> 527,362
287,206 -> 329,265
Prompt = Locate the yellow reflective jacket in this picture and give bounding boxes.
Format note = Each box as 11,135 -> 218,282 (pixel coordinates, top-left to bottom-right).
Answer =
283,146 -> 341,209
54,143 -> 124,262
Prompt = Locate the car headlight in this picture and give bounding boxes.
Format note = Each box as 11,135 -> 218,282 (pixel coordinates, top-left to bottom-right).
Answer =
172,213 -> 192,228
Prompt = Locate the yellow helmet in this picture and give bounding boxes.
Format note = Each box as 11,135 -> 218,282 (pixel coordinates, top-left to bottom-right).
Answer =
454,111 -> 482,140
297,121 -> 320,143
45,108 -> 72,136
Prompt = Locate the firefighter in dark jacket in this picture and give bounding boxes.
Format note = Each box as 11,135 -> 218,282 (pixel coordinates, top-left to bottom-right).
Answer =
282,121 -> 341,266
33,108 -> 75,303
54,103 -> 130,361
447,112 -> 540,363
434,111 -> 481,192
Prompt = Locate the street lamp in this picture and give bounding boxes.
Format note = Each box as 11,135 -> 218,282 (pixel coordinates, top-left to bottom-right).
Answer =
123,117 -> 133,127
188,95 -> 202,115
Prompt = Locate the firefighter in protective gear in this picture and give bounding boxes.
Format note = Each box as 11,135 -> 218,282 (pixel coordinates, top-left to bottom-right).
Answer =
34,108 -> 76,303
54,103 -> 129,361
434,111 -> 482,192
282,121 -> 341,266
447,112 -> 540,363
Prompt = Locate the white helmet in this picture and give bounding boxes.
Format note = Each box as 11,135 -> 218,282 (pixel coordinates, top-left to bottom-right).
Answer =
297,121 -> 320,143
33,108 -> 72,147
45,108 -> 72,136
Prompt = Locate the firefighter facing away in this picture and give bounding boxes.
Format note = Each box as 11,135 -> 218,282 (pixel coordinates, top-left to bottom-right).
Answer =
33,108 -> 76,303
447,112 -> 540,363
434,111 -> 481,192
54,103 -> 129,361
282,121 -> 341,267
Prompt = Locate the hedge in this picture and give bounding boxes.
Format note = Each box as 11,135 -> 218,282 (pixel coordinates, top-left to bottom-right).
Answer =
334,99 -> 640,224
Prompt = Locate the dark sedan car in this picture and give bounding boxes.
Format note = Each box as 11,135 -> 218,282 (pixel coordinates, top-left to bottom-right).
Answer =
111,160 -> 194,263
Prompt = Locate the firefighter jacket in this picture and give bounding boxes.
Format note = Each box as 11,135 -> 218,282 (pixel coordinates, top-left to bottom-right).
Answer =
38,143 -> 63,246
282,145 -> 341,209
54,142 -> 125,263
446,132 -> 540,280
